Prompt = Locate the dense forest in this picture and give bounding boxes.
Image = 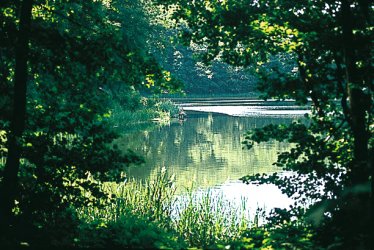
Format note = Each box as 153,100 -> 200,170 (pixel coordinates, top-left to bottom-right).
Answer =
1,0 -> 373,249
158,45 -> 259,95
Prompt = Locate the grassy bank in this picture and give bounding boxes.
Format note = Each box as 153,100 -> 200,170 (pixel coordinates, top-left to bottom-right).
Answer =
74,168 -> 316,249
76,168 -> 253,249
108,93 -> 180,133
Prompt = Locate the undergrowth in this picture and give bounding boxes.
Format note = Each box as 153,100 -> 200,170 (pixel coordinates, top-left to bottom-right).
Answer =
77,168 -> 254,249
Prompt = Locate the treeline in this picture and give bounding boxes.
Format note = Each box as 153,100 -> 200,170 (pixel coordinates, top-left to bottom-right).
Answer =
157,45 -> 259,96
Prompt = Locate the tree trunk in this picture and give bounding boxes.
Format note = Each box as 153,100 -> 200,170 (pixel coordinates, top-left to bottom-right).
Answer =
341,0 -> 370,183
340,0 -> 371,248
0,0 -> 33,230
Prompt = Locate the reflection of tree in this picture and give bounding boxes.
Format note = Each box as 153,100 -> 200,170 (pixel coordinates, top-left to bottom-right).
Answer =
118,112 -> 295,190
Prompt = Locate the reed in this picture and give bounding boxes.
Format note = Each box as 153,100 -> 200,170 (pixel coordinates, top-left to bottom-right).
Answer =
108,97 -> 179,132
173,189 -> 250,248
78,168 -> 253,248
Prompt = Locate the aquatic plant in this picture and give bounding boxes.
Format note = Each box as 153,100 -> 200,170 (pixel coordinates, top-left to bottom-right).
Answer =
77,168 -> 253,248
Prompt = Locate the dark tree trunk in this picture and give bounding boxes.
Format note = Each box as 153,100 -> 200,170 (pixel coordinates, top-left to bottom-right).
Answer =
297,53 -> 324,117
341,0 -> 370,183
0,0 -> 33,230
340,0 -> 372,248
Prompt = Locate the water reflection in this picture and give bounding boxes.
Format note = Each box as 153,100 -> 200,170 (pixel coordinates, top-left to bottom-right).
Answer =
116,102 -> 308,216
117,110 -> 300,191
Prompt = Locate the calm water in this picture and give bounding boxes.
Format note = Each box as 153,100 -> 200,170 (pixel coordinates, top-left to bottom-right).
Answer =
117,99 -> 308,214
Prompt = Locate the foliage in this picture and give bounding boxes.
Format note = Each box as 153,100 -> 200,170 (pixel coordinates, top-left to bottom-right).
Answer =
157,45 -> 259,95
79,168 -> 252,249
154,0 -> 373,248
108,92 -> 180,132
77,169 -> 181,248
2,0 -> 372,248
0,0 -> 182,247
78,213 -> 185,249
226,221 -> 316,250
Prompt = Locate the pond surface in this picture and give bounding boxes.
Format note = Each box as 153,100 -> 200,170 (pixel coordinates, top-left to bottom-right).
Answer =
117,99 -> 308,215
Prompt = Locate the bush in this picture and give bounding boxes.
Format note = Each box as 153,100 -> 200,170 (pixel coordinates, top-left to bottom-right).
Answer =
156,99 -> 179,117
78,213 -> 185,249
108,94 -> 179,130
226,222 -> 317,250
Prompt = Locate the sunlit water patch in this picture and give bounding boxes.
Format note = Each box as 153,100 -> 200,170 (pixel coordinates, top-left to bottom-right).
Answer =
182,105 -> 309,117
172,181 -> 294,224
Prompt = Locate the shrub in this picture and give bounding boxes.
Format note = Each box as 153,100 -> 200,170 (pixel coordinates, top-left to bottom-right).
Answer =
78,213 -> 185,249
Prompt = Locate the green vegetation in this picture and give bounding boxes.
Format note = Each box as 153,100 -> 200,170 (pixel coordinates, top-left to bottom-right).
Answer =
0,0 -> 180,247
156,0 -> 373,249
158,45 -> 260,96
75,169 -> 316,249
1,0 -> 372,249
77,169 -> 252,249
108,88 -> 180,131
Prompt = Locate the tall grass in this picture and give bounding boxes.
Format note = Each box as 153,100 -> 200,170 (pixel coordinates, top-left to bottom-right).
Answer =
77,168 -> 254,248
173,189 -> 250,248
109,97 -> 180,133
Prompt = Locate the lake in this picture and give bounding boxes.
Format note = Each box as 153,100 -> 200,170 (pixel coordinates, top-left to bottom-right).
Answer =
117,98 -> 309,216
